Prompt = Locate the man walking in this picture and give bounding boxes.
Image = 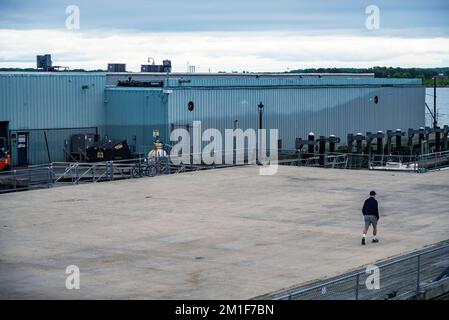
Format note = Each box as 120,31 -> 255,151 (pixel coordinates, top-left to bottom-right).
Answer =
362,190 -> 379,245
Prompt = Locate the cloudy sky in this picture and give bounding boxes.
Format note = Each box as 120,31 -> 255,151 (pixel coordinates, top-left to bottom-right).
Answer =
0,0 -> 448,72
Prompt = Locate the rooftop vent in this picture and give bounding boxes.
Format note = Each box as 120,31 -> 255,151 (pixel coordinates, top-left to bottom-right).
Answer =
36,54 -> 52,71
36,54 -> 68,71
141,59 -> 171,73
107,63 -> 126,72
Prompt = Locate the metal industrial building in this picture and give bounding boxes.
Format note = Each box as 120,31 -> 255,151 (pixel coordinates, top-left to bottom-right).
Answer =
0,72 -> 424,165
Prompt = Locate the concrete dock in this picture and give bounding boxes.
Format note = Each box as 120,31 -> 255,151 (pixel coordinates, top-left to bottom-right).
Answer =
0,166 -> 448,299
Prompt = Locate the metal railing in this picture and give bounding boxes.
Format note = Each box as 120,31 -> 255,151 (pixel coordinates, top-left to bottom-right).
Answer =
277,150 -> 449,172
369,154 -> 420,172
2,149 -> 449,194
271,242 -> 449,300
0,149 -> 255,194
419,150 -> 449,172
0,165 -> 54,192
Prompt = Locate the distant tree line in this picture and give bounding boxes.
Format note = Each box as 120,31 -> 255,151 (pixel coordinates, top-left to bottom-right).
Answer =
1,66 -> 448,86
288,66 -> 449,86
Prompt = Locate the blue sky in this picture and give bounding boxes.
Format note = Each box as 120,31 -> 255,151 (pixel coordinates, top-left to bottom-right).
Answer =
0,0 -> 448,71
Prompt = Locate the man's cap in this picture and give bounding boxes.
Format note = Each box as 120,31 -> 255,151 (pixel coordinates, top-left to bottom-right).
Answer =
370,190 -> 376,196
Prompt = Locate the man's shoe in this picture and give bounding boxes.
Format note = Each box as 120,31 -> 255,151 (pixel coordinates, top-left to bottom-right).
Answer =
372,239 -> 379,243
362,238 -> 366,245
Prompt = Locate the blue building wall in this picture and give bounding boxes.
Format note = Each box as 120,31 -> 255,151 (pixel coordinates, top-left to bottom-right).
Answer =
0,73 -> 105,129
105,87 -> 168,156
0,72 -> 425,165
0,73 -> 106,164
166,81 -> 424,150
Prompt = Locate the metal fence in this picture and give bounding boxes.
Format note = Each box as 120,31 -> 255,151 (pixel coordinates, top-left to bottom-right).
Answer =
2,148 -> 449,194
277,150 -> 449,172
0,155 -> 248,194
271,242 -> 449,300
419,150 -> 449,172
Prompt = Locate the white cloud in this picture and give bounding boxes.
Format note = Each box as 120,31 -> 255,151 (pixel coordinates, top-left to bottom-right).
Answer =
0,29 -> 448,71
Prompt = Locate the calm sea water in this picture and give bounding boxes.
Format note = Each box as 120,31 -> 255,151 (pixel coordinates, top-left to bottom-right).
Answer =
426,88 -> 449,127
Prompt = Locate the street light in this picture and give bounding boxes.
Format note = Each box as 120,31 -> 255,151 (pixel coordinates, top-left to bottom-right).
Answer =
258,101 -> 264,116
257,102 -> 264,165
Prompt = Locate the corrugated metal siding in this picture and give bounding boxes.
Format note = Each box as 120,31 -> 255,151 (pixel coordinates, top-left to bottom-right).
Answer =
165,77 -> 421,88
105,88 -> 168,155
106,73 -> 377,86
167,86 -> 425,150
0,73 -> 425,164
0,73 -> 106,130
10,127 -> 98,165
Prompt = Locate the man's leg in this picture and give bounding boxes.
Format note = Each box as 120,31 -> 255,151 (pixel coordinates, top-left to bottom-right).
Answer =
372,223 -> 379,243
362,223 -> 369,245
363,225 -> 369,236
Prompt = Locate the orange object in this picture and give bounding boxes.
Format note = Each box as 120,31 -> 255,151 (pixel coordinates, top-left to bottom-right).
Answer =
0,153 -> 11,171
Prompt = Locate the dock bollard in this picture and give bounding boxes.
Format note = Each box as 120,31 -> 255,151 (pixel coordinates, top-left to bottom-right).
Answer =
442,125 -> 449,151
377,131 -> 383,155
329,135 -> 336,153
395,129 -> 402,153
435,127 -> 441,152
386,130 -> 392,154
318,136 -> 326,166
418,127 -> 425,154
308,132 -> 315,155
347,133 -> 354,153
356,133 -> 363,154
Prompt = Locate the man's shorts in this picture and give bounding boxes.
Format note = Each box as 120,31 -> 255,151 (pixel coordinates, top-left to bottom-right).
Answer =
364,215 -> 378,227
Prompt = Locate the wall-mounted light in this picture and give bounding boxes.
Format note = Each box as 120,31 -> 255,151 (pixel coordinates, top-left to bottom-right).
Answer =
258,101 -> 264,115
188,101 -> 194,112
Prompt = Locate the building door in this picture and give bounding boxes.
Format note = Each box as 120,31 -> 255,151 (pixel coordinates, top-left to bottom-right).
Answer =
0,121 -> 8,149
17,132 -> 28,166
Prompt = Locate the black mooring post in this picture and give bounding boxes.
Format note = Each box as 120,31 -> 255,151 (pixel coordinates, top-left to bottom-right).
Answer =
366,132 -> 373,155
395,129 -> 402,153
425,126 -> 431,154
435,126 -> 441,152
308,132 -> 315,155
318,136 -> 326,166
442,125 -> 449,151
408,128 -> 414,153
377,131 -> 383,155
356,133 -> 363,154
347,133 -> 354,153
419,127 -> 425,154
386,130 -> 392,154
329,135 -> 336,153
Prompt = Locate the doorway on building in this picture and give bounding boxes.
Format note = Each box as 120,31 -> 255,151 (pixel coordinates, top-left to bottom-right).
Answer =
0,121 -> 8,150
17,132 -> 29,167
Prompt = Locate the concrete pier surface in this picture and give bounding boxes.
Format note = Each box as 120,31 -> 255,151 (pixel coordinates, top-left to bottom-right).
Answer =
0,166 -> 448,299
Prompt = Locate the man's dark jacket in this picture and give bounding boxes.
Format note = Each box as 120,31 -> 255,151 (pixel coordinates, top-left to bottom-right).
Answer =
362,197 -> 379,218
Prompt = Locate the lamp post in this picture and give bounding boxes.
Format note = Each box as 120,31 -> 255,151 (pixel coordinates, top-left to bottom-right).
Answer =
433,76 -> 437,129
257,102 -> 264,165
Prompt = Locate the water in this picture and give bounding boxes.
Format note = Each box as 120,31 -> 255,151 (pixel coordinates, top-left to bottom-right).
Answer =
426,88 -> 449,127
